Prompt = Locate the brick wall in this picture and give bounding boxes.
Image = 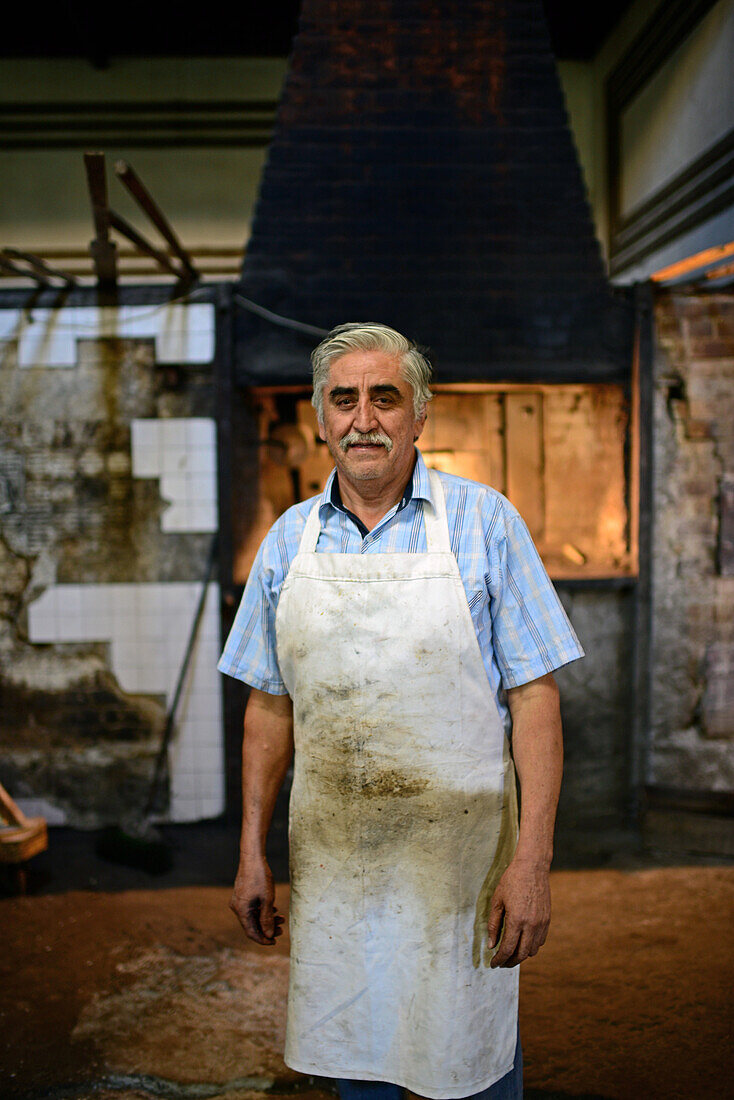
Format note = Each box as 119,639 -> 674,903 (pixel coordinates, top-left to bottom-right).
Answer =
649,291 -> 734,792
237,0 -> 632,386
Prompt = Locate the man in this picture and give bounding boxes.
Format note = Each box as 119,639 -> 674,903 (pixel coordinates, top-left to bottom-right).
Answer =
219,323 -> 584,1100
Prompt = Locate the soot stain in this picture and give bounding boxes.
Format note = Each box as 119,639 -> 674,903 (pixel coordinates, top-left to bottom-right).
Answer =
472,756 -> 519,969
290,692 -> 517,950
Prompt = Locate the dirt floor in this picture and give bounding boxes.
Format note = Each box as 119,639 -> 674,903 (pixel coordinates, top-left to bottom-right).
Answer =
1,867 -> 733,1100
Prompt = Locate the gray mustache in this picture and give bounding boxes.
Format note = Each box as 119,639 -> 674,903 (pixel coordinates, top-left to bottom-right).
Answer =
339,431 -> 394,453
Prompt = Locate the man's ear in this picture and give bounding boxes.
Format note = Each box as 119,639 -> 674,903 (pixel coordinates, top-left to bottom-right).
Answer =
318,418 -> 326,442
413,409 -> 427,442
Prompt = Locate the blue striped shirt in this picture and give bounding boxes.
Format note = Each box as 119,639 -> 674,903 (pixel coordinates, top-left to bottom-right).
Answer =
218,450 -> 584,727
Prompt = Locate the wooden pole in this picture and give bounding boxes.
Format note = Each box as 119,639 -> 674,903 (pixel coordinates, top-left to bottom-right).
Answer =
0,252 -> 48,284
3,248 -> 76,285
108,210 -> 186,279
115,160 -> 198,281
83,151 -> 118,287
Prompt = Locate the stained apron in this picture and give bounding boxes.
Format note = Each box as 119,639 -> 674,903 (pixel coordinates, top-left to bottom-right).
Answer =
275,470 -> 519,1100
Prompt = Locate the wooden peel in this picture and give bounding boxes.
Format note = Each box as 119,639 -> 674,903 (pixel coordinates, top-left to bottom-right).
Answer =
0,782 -> 48,875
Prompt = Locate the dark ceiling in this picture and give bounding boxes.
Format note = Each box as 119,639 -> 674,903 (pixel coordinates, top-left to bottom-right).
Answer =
4,0 -> 636,65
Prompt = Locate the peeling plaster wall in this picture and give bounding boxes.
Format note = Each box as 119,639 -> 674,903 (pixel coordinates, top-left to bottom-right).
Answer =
0,299 -> 224,826
649,292 -> 734,792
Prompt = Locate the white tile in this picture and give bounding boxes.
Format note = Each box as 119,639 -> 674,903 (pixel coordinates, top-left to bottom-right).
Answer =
110,592 -> 136,633
21,335 -> 76,369
130,418 -> 159,451
85,605 -> 113,638
172,773 -> 200,801
9,303 -> 215,369
133,638 -> 160,668
194,743 -> 222,771
111,638 -> 141,673
159,471 -> 189,502
194,503 -> 218,532
189,472 -> 216,504
160,419 -> 188,447
162,583 -> 195,616
161,503 -> 188,532
157,330 -> 213,364
153,303 -> 186,331
55,615 -> 80,642
0,308 -> 22,340
169,798 -> 200,823
68,306 -> 99,332
160,641 -> 187,675
95,307 -> 119,336
59,584 -> 83,621
160,444 -> 189,475
115,305 -> 144,334
28,590 -> 58,641
74,586 -> 99,619
81,587 -> 110,631
25,578 -> 224,824
137,610 -> 166,642
199,794 -> 225,820
131,444 -> 160,478
141,584 -> 166,617
184,304 -> 215,335
186,419 -> 216,449
134,665 -> 166,695
168,733 -> 197,763
187,447 -> 217,475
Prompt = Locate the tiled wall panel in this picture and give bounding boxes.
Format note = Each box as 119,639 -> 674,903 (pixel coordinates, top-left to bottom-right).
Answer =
28,582 -> 224,822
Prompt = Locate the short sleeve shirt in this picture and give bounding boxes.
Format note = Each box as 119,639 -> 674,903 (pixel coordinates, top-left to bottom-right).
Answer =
218,450 -> 584,728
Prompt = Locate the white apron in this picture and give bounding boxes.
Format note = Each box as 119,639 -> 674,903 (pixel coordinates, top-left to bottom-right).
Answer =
275,471 -> 519,1099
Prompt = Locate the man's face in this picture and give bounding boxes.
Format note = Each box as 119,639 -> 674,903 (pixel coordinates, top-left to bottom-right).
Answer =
318,349 -> 426,492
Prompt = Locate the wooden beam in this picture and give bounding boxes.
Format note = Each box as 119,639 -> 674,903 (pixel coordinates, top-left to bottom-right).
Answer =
504,392 -> 545,541
114,160 -> 198,281
108,210 -> 185,279
704,259 -> 734,282
0,252 -> 48,283
650,240 -> 734,283
83,151 -> 117,286
3,247 -> 76,285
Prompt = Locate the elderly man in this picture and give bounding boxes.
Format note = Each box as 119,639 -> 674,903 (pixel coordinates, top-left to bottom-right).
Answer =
218,322 -> 583,1100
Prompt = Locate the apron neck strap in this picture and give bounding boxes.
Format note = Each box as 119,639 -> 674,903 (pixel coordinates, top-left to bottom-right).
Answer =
299,499 -> 323,553
297,468 -> 452,554
424,469 -> 451,553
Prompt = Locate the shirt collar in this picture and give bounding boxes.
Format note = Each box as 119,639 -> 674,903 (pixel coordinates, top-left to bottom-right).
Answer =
318,447 -> 434,518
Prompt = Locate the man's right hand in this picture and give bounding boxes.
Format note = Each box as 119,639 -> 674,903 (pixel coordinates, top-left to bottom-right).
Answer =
230,859 -> 284,945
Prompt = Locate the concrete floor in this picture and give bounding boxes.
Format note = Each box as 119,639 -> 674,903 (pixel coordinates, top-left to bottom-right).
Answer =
2,853 -> 733,1100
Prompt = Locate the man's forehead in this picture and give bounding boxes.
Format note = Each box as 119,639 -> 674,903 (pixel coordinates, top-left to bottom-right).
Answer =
327,350 -> 407,387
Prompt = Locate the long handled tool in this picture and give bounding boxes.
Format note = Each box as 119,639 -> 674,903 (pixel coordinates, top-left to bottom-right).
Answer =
96,536 -> 218,872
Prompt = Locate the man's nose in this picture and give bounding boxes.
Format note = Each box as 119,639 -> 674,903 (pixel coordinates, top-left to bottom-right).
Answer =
352,397 -> 378,433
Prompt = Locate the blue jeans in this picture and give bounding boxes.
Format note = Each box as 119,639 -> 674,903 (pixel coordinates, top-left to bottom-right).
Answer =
336,1026 -> 523,1100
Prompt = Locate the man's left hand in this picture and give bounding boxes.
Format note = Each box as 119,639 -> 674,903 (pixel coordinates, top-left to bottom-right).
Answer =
486,857 -> 551,968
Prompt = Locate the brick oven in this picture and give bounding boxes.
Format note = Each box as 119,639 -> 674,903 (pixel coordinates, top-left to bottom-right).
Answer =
216,0 -> 641,857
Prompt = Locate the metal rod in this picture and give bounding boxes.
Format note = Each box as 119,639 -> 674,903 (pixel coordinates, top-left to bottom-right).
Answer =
3,248 -> 76,285
114,160 -> 198,281
108,210 -> 185,279
83,151 -> 117,286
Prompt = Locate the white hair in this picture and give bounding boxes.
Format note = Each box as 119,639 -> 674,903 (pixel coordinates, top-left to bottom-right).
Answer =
311,322 -> 433,422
